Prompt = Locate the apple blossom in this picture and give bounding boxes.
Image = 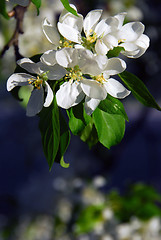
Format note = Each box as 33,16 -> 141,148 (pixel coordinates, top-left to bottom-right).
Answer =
102,12 -> 150,58
43,5 -> 149,58
41,48 -> 130,115
7,58 -> 66,116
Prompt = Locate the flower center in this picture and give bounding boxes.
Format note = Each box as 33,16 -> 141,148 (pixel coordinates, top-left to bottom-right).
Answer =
28,72 -> 48,89
65,65 -> 83,82
94,74 -> 106,84
86,29 -> 97,43
59,38 -> 73,49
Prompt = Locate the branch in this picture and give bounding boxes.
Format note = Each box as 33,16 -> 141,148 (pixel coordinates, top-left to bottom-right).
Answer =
0,5 -> 28,61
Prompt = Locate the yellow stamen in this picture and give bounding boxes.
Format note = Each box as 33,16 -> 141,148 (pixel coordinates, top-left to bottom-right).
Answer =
65,65 -> 83,82
95,74 -> 106,84
28,76 -> 43,89
118,39 -> 126,44
86,32 -> 97,43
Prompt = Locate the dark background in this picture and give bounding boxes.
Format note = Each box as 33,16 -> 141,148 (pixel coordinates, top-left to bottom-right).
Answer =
0,0 -> 161,224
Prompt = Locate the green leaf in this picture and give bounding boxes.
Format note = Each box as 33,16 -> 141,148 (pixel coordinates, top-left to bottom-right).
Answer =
67,103 -> 98,148
39,96 -> 60,170
0,0 -> 9,19
55,110 -> 71,168
60,0 -> 78,16
98,95 -> 129,121
68,103 -> 91,135
107,46 -> 124,58
93,108 -> 125,149
80,118 -> 98,149
119,71 -> 161,111
31,0 -> 41,15
60,157 -> 70,168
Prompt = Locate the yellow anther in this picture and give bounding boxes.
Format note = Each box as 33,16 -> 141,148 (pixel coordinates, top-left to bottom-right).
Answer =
118,39 -> 126,44
65,65 -> 82,83
95,74 -> 106,84
87,32 -> 97,43
28,76 -> 43,89
89,29 -> 93,33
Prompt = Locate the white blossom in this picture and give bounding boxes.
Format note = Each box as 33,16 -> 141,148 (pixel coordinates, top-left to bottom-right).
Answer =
103,12 -> 150,58
41,48 -> 130,115
7,58 -> 66,116
43,5 -> 149,58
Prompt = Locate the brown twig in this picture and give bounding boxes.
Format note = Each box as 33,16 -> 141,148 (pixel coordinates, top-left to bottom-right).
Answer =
0,5 -> 29,61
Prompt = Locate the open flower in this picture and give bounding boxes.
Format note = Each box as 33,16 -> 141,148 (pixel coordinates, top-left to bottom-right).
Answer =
41,48 -> 101,109
102,12 -> 150,58
41,48 -> 130,115
42,4 -> 83,49
43,5 -> 149,58
42,5 -> 113,54
81,54 -> 130,115
7,58 -> 66,116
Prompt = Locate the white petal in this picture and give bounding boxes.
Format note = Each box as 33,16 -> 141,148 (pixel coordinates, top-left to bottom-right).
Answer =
44,81 -> 53,107
120,42 -> 139,52
56,81 -> 83,109
42,18 -> 60,45
46,64 -> 67,80
84,10 -> 103,36
95,39 -> 109,55
59,4 -> 77,22
104,78 -> 130,99
81,79 -> 107,100
102,34 -> 118,49
74,44 -> 85,49
17,58 -> 41,75
131,34 -> 150,58
7,73 -> 34,91
71,89 -> 85,107
94,19 -> 111,37
55,48 -> 76,68
40,50 -> 57,66
26,87 -> 44,117
76,49 -> 102,75
105,16 -> 119,31
57,22 -> 82,44
59,8 -> 83,32
84,97 -> 100,115
95,54 -> 108,70
104,58 -> 126,75
114,12 -> 127,29
136,34 -> 150,48
118,22 -> 145,42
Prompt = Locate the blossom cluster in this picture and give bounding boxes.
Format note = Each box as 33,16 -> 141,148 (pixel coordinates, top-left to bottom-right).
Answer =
7,5 -> 150,116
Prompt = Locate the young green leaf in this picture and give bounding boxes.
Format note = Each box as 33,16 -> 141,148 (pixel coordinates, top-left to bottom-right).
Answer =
31,0 -> 41,15
107,47 -> 124,58
39,96 -> 60,170
67,103 -> 91,135
67,103 -> 98,148
80,118 -> 98,149
0,0 -> 9,19
55,110 -> 71,168
119,71 -> 161,111
60,0 -> 78,16
98,95 -> 129,121
93,108 -> 125,149
60,157 -> 70,168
